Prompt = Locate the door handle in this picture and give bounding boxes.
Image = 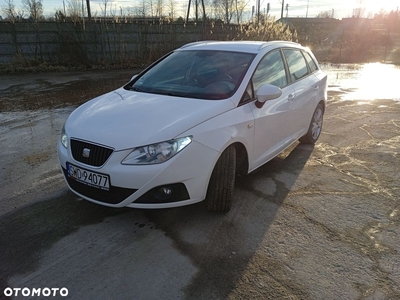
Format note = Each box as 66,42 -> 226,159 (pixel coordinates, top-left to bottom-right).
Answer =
288,93 -> 295,102
314,86 -> 319,91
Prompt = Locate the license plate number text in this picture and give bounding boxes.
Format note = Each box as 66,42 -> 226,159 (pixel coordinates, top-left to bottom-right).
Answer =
67,162 -> 110,190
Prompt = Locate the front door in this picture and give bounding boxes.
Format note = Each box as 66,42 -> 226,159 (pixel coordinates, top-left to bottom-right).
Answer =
248,49 -> 296,171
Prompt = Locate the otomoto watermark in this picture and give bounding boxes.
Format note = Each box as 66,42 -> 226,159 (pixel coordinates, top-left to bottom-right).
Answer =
4,287 -> 68,297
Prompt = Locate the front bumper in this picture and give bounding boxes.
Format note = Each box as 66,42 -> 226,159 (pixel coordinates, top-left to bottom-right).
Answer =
57,139 -> 219,209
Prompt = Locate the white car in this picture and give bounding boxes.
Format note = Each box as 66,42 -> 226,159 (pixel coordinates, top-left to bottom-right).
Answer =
58,41 -> 327,212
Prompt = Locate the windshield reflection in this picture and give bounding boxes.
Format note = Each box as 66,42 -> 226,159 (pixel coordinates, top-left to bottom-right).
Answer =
126,50 -> 255,100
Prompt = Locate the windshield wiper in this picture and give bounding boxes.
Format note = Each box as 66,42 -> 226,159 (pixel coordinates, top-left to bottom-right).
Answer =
129,86 -> 144,92
127,87 -> 205,99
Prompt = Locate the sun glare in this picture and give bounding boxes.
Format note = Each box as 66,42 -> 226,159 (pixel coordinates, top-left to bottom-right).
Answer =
342,63 -> 400,101
363,0 -> 398,14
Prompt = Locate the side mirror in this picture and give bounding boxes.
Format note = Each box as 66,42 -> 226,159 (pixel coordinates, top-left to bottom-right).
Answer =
255,84 -> 282,108
130,74 -> 138,81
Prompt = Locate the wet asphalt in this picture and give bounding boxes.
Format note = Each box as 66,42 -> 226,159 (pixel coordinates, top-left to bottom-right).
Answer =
0,64 -> 399,299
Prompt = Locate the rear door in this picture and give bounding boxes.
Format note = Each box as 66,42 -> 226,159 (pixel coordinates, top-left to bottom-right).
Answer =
282,48 -> 319,140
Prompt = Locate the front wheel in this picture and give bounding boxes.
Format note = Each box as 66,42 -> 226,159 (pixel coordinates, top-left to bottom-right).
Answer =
205,146 -> 236,213
299,103 -> 324,144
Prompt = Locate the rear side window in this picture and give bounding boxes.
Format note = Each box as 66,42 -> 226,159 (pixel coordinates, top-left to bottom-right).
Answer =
283,49 -> 309,82
303,51 -> 318,73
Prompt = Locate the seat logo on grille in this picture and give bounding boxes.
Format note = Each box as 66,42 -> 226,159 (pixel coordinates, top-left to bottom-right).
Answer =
82,148 -> 91,158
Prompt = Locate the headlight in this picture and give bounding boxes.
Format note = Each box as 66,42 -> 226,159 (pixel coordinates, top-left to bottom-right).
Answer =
121,136 -> 192,165
61,125 -> 68,148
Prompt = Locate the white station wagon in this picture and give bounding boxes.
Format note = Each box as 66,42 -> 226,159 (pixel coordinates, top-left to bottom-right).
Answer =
58,41 -> 327,212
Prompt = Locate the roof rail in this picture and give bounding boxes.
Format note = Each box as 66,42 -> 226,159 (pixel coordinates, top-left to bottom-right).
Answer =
265,40 -> 300,46
179,40 -> 301,51
254,40 -> 300,51
180,41 -> 218,49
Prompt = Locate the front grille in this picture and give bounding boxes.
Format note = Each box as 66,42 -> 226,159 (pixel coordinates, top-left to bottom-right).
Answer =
71,139 -> 113,167
63,168 -> 137,204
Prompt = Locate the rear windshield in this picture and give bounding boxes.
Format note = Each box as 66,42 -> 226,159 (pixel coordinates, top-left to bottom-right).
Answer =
125,50 -> 255,100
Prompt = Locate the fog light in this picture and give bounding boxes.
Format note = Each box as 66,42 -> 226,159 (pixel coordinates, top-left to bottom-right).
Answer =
162,187 -> 172,195
154,186 -> 173,201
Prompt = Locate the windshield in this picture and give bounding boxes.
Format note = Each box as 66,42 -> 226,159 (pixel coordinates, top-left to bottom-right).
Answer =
126,50 -> 255,100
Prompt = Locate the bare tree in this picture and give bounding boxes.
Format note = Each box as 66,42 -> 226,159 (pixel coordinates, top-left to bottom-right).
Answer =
147,0 -> 154,17
67,0 -> 82,22
100,0 -> 109,17
225,0 -> 235,23
2,0 -> 17,22
2,0 -> 25,58
133,0 -> 148,18
167,0 -> 176,21
353,0 -> 366,18
316,10 -> 331,18
155,0 -> 163,18
22,0 -> 43,21
109,3 -> 117,18
22,0 -> 44,61
55,9 -> 67,22
353,7 -> 366,18
213,0 -> 235,23
234,0 -> 249,24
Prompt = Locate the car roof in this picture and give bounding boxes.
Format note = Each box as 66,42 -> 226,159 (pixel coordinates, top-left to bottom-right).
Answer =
178,40 -> 302,53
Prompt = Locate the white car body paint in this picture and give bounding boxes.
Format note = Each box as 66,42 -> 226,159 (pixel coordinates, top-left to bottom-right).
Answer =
58,41 -> 327,209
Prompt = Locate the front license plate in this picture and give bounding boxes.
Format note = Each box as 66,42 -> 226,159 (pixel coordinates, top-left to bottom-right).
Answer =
66,162 -> 110,191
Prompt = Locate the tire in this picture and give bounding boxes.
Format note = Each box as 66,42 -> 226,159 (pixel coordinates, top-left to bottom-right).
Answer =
299,103 -> 324,144
205,145 -> 236,213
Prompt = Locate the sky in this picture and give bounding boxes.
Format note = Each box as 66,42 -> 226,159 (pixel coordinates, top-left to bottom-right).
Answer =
2,0 -> 400,20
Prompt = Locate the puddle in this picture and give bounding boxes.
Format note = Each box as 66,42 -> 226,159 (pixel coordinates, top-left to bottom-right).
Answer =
323,63 -> 400,101
0,69 -> 138,112
0,108 -> 72,209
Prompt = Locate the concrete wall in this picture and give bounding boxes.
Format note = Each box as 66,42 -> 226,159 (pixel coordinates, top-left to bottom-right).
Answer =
0,21 -> 237,64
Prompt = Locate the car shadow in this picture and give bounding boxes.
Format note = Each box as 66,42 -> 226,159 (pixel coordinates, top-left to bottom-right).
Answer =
0,190 -> 130,295
0,143 -> 314,299
143,142 -> 315,298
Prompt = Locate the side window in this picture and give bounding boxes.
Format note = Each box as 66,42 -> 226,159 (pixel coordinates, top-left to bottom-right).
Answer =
252,50 -> 288,91
283,49 -> 309,82
303,51 -> 318,73
240,82 -> 254,104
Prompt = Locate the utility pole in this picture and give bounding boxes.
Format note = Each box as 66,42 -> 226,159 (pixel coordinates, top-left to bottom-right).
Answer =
281,0 -> 284,19
186,0 -> 191,23
81,0 -> 85,29
306,0 -> 309,18
195,0 -> 198,21
201,0 -> 205,23
186,0 -> 206,24
286,3 -> 289,18
86,0 -> 91,20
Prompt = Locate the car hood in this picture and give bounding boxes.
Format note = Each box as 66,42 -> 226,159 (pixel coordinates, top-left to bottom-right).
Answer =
66,88 -> 235,150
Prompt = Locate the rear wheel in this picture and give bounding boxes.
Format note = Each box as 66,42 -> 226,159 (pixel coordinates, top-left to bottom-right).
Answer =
299,103 -> 324,144
205,146 -> 236,213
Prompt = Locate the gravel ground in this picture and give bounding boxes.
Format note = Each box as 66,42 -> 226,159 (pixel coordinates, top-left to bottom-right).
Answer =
0,64 -> 399,299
